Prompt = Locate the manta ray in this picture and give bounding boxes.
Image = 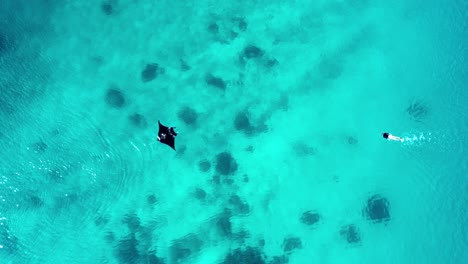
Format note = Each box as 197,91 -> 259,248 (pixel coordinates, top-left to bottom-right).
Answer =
157,120 -> 178,150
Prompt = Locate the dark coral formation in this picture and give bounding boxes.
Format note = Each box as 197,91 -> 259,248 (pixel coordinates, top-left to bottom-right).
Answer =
115,233 -> 139,264
193,187 -> 207,200
180,59 -> 191,71
207,16 -> 248,44
215,152 -> 238,176
0,221 -> 18,255
242,45 -> 264,60
113,219 -> 164,264
128,113 -> 148,129
178,106 -> 198,126
234,111 -> 254,134
205,73 -> 226,90
101,2 -> 114,15
0,32 -> 6,52
141,63 -> 162,83
122,213 -> 141,233
406,100 -> 428,122
207,22 -> 219,34
340,224 -> 361,244
31,141 -> 47,153
0,31 -> 13,53
216,209 -> 233,237
347,136 -> 358,145
105,231 -> 115,242
147,194 -> 157,205
94,215 -> 109,226
211,174 -> 221,185
47,166 -> 69,181
222,247 -> 266,264
27,194 -> 44,208
198,159 -> 211,172
270,255 -> 289,264
228,195 -> 250,215
282,236 -> 302,253
293,142 -> 315,156
232,17 -> 247,32
146,254 -> 165,264
233,230 -> 250,244
363,195 -> 391,223
105,88 -> 126,108
169,233 -> 203,263
265,58 -> 279,68
300,210 -> 320,226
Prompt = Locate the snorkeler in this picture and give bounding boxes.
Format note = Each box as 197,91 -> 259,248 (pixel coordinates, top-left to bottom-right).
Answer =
382,132 -> 404,142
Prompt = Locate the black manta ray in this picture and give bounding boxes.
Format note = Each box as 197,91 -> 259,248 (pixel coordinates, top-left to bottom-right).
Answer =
157,120 -> 178,150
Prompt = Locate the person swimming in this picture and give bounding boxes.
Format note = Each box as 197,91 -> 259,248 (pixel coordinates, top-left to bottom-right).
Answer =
382,132 -> 404,142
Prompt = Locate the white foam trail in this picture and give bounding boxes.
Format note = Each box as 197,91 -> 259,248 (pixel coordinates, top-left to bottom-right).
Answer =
129,141 -> 141,152
401,132 -> 435,146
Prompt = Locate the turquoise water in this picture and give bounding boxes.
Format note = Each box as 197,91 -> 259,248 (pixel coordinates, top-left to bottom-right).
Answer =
1,0 -> 466,263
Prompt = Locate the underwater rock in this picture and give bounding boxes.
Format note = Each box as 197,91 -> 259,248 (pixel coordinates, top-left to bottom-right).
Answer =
300,210 -> 320,226
193,187 -> 207,200
293,142 -> 315,156
258,239 -> 265,247
115,233 -> 140,264
270,255 -> 289,264
363,195 -> 391,223
266,58 -> 279,68
147,194 -> 157,205
340,224 -> 361,244
0,33 -> 6,52
28,194 -> 44,208
128,113 -> 148,129
216,210 -> 233,237
215,152 -> 238,176
224,178 -> 234,185
180,59 -> 191,71
0,220 -> 19,255
141,63 -> 161,83
31,141 -> 47,153
222,246 -> 266,264
178,106 -> 198,126
207,22 -> 219,34
122,213 -> 141,232
146,254 -> 166,264
169,233 -> 203,263
228,195 -> 250,215
212,174 -> 220,185
347,136 -> 358,145
406,100 -> 428,122
242,45 -> 264,59
234,111 -> 254,134
105,231 -> 115,242
233,230 -> 250,243
94,215 -> 109,226
282,236 -> 302,253
205,73 -> 226,90
101,2 -> 113,15
232,17 -> 247,32
0,33 -> 9,53
47,163 -> 73,182
198,160 -> 211,172
105,88 -> 126,108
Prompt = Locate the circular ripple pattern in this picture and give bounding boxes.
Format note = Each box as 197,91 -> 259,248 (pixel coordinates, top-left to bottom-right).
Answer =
0,107 -> 156,262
